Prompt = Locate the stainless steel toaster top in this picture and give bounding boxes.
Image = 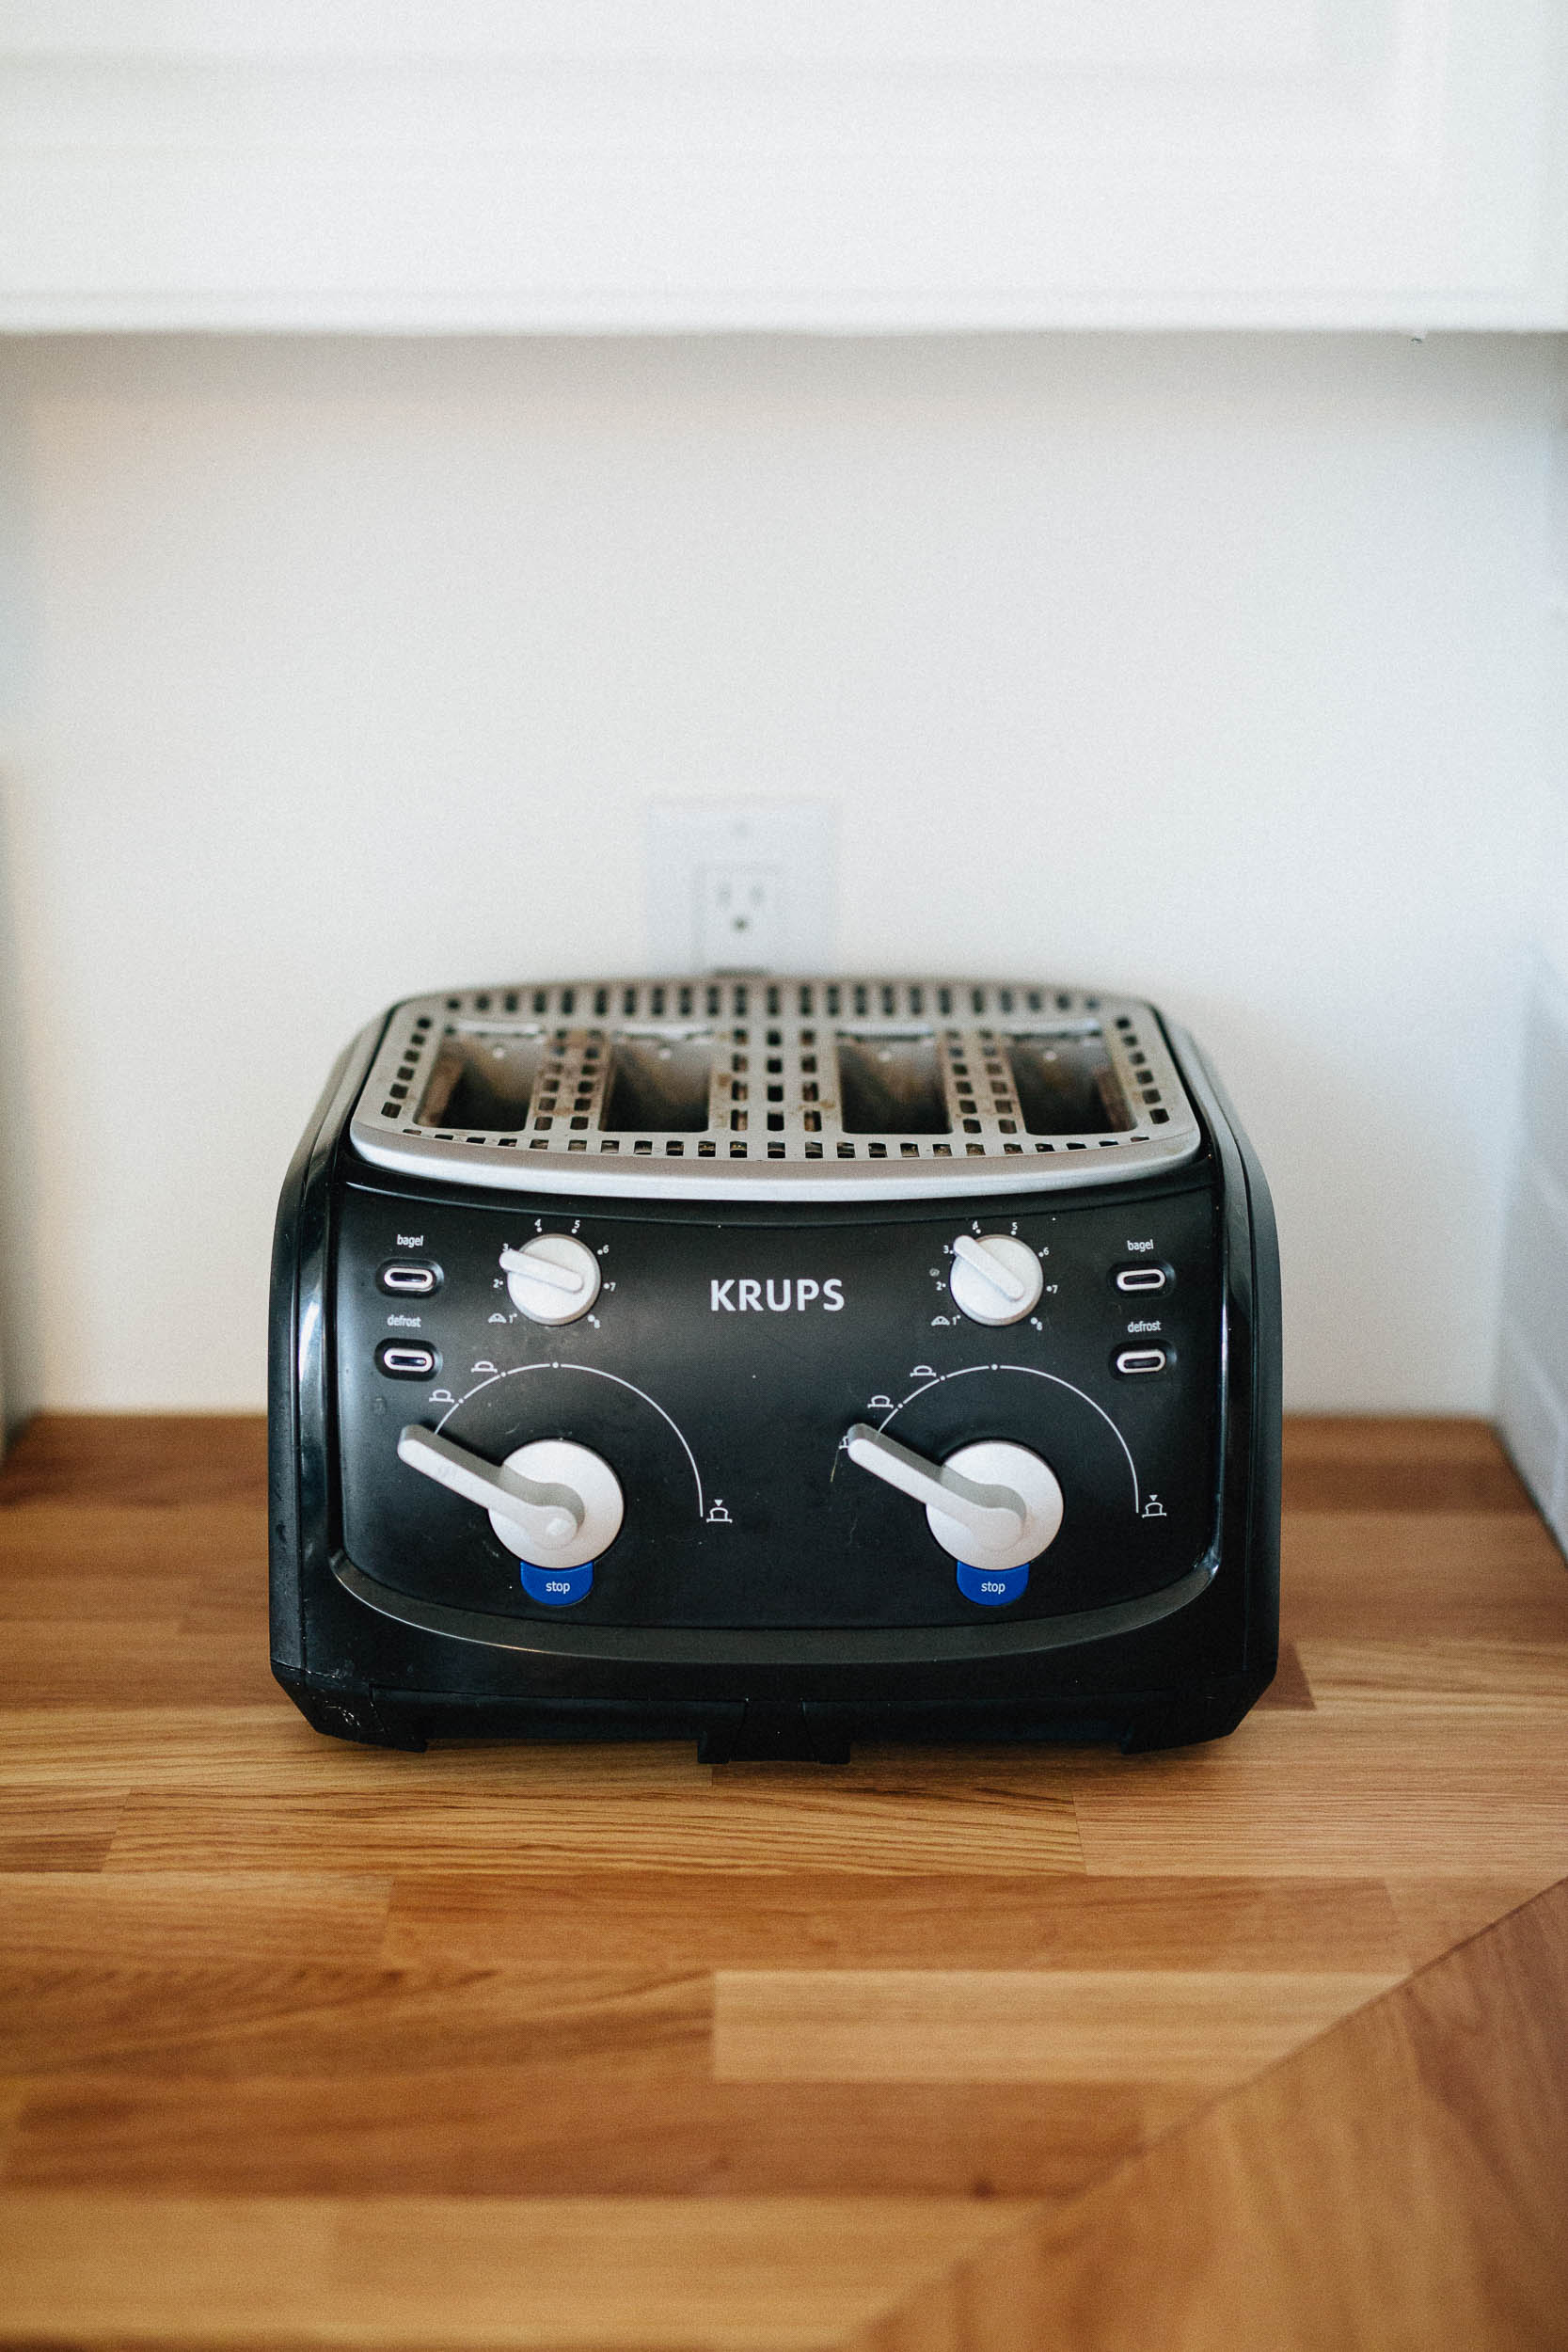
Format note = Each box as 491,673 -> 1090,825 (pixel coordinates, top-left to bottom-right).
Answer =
348,976 -> 1203,1202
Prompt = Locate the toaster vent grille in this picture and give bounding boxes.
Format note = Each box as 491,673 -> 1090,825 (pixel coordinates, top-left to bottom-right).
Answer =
356,977 -> 1200,1199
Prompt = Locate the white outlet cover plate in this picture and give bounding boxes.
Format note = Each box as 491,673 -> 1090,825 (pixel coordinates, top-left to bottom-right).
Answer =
645,801 -> 836,975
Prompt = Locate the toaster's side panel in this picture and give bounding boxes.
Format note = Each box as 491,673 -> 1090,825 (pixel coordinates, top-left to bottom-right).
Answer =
1108,1023 -> 1280,1747
270,1017 -> 426,1746
268,1041 -> 359,1671
1194,1025 -> 1282,1712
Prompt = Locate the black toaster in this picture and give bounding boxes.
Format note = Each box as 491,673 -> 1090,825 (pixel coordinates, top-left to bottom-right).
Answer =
270,976 -> 1280,1758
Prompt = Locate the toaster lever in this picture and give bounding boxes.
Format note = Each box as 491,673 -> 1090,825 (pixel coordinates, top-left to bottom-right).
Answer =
845,1424 -> 1065,1574
845,1424 -> 1026,1548
397,1425 -> 584,1550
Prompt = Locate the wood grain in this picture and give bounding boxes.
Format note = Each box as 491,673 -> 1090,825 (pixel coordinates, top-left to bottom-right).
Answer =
379,1869 -> 1409,1973
0,1871 -> 391,1965
0,1969 -> 713,2090
947,1873 -> 1568,2352
713,1969 -> 1401,2086
1295,1635 -> 1568,1713
1281,1416 -> 1536,1514
0,1788 -> 120,1871
0,1412 -> 267,1504
0,1410 -> 1564,2347
1069,1713 -> 1568,1879
101,1758 -> 1085,1880
0,2194 -> 1034,2350
0,2072 -> 1191,2198
1281,1508 -> 1568,1641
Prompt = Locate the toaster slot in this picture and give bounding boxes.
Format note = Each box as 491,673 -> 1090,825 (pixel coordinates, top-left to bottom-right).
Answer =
602,1030 -> 714,1133
1006,1033 -> 1132,1136
416,1027 -> 546,1131
836,1030 -> 951,1135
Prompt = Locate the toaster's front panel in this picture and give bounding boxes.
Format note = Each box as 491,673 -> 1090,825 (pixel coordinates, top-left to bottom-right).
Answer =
332,1173 -> 1221,1630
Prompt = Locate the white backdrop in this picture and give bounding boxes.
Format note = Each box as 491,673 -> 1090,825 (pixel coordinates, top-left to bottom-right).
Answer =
0,330 -> 1555,1417
4,1 -> 1564,330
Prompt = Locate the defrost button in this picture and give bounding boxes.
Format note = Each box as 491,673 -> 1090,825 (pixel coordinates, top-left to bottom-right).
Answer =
376,1341 -> 439,1379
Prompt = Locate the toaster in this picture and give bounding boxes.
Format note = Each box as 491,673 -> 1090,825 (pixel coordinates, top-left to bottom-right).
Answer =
270,976 -> 1279,1758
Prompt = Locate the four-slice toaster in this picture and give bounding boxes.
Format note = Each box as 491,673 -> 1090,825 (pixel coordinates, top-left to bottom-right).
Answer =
270,976 -> 1280,1758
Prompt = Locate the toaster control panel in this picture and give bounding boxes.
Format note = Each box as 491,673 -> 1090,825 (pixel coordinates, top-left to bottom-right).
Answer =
332,1173 -> 1221,1630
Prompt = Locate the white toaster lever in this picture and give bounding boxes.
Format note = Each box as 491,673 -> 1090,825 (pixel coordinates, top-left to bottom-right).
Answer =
398,1425 -> 583,1549
845,1423 -> 1064,1573
846,1424 -> 1024,1546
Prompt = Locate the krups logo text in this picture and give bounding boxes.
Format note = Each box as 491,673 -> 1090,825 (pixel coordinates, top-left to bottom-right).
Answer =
711,1279 -> 845,1313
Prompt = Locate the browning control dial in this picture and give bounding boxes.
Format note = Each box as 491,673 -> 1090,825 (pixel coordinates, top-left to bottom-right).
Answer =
948,1232 -> 1044,1326
499,1234 -> 601,1325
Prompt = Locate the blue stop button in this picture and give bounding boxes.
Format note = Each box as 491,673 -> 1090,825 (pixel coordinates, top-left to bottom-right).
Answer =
956,1560 -> 1030,1608
520,1561 -> 594,1607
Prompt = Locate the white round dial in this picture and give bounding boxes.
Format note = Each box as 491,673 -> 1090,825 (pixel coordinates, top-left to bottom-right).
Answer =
398,1424 -> 623,1569
499,1234 -> 601,1326
488,1438 -> 623,1567
947,1232 -> 1044,1327
927,1440 -> 1063,1571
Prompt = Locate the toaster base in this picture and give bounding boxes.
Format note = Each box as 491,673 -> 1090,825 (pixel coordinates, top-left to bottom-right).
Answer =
272,1665 -> 1264,1759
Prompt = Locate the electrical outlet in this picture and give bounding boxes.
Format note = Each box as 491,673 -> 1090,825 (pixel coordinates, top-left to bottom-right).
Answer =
695,864 -> 783,969
646,803 -> 836,974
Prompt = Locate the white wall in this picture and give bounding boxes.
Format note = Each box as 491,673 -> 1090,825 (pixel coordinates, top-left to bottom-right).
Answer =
0,331 -> 1556,1420
1494,408 -> 1568,1530
6,2 -> 1567,332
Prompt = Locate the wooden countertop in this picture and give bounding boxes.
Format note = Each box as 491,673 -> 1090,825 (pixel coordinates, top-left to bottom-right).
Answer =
0,1413 -> 1564,2349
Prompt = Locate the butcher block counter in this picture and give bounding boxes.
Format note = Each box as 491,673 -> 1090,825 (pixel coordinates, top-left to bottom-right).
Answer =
0,1413 -> 1564,2350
